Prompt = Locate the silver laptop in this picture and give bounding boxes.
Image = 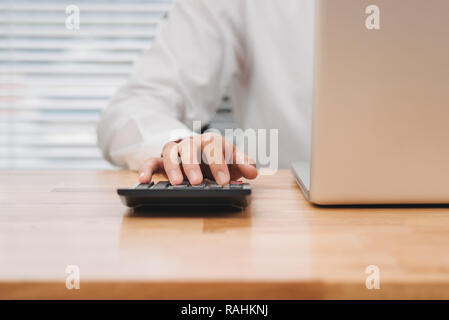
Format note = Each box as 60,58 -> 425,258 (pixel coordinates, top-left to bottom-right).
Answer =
292,0 -> 449,205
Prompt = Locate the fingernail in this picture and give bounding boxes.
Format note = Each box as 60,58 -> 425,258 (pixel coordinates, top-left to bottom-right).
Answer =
189,170 -> 200,183
170,169 -> 180,182
217,170 -> 228,185
139,172 -> 146,181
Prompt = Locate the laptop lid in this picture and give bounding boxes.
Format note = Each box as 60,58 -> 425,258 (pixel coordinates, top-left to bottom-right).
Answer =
310,0 -> 449,204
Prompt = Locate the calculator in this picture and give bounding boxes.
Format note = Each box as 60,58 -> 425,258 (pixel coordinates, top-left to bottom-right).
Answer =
117,180 -> 251,209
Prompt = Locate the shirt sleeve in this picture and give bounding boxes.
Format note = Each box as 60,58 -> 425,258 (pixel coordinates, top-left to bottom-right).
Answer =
97,0 -> 245,170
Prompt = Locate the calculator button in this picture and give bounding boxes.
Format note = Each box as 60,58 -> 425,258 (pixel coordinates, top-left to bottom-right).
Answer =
208,182 -> 222,189
172,181 -> 190,189
191,182 -> 206,190
152,181 -> 170,190
136,182 -> 153,189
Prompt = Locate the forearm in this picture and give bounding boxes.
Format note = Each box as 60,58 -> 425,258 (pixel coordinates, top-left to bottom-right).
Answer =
97,0 -> 243,170
98,92 -> 193,170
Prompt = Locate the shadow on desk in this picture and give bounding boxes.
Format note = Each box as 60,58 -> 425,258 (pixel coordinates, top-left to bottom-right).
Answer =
127,206 -> 245,218
118,206 -> 253,249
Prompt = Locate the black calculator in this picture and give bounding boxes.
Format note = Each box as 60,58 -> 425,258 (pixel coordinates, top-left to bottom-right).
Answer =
117,180 -> 251,209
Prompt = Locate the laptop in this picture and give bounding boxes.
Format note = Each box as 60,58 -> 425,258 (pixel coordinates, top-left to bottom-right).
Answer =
292,0 -> 449,205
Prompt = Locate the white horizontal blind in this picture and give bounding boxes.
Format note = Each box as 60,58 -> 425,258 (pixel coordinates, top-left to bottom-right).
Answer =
0,0 -> 172,169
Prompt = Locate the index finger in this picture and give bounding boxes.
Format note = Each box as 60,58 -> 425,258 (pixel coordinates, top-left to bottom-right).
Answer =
162,142 -> 184,185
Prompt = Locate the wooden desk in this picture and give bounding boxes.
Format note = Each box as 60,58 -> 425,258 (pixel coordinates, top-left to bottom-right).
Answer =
1,170 -> 449,299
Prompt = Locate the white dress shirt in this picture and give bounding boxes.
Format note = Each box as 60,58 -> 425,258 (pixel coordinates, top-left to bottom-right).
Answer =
98,0 -> 315,170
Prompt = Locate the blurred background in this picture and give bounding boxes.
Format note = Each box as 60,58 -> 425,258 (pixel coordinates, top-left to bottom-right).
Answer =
0,0 -> 233,169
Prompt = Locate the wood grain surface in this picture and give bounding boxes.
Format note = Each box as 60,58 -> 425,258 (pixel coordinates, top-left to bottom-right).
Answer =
1,170 -> 448,299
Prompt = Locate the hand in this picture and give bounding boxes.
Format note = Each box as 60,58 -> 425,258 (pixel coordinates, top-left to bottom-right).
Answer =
138,132 -> 258,186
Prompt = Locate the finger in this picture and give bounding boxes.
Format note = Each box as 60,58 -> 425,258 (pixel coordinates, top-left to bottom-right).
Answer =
222,138 -> 258,180
234,147 -> 258,179
202,134 -> 230,185
138,158 -> 163,183
178,137 -> 203,185
229,165 -> 244,181
162,142 -> 184,185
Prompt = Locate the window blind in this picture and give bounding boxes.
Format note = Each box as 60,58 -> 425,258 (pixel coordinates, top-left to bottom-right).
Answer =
0,0 -> 172,169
